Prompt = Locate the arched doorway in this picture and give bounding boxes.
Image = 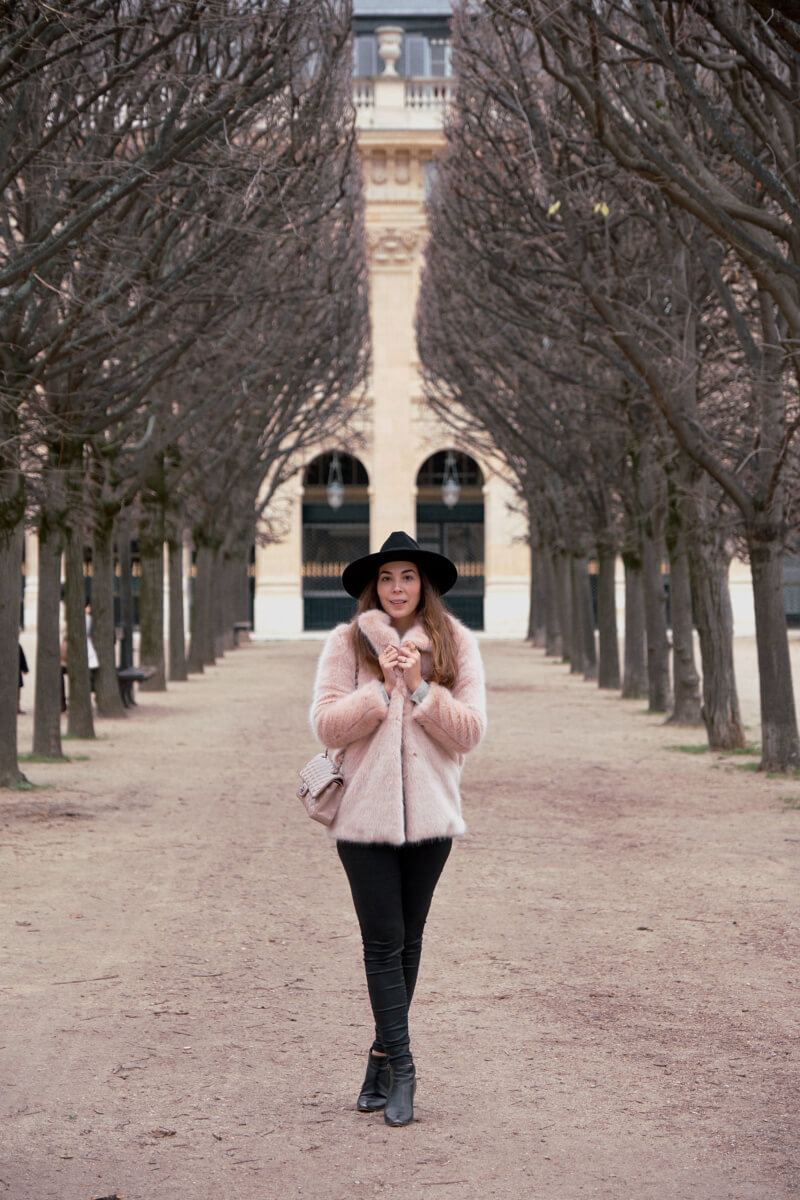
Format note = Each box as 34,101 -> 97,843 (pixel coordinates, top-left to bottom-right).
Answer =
416,450 -> 484,629
302,451 -> 369,630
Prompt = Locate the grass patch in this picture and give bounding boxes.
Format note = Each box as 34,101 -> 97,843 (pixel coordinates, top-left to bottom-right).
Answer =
736,764 -> 800,779
19,753 -> 89,764
720,742 -> 761,756
779,796 -> 800,810
669,741 -> 762,758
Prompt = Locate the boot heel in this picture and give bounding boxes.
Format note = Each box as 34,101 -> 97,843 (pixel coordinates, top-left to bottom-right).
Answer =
384,1060 -> 416,1126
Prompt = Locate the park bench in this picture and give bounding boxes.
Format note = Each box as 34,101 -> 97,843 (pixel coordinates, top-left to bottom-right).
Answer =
233,620 -> 251,647
117,665 -> 157,708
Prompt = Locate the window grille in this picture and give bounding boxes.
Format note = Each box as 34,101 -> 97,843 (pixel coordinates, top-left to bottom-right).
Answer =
416,451 -> 484,488
304,452 -> 368,488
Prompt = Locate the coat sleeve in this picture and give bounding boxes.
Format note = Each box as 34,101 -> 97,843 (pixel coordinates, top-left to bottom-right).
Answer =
411,622 -> 487,756
310,624 -> 388,749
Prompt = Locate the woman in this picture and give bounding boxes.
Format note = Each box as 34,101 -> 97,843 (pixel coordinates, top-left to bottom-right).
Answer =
310,530 -> 486,1126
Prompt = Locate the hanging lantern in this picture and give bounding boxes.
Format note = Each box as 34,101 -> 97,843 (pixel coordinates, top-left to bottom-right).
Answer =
441,450 -> 460,508
326,451 -> 345,509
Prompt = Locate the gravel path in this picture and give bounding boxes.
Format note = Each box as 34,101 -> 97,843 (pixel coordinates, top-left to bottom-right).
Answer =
2,637 -> 798,1199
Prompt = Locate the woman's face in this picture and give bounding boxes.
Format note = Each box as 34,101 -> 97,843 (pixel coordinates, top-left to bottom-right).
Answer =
376,561 -> 421,624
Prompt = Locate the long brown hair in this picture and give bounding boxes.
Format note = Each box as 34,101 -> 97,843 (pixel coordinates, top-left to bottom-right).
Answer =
349,565 -> 459,689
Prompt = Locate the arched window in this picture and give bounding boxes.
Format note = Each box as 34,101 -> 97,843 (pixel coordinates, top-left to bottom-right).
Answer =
303,452 -> 369,490
416,450 -> 484,630
302,451 -> 369,630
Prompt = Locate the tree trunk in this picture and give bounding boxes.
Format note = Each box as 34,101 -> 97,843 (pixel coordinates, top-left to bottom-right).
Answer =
234,546 -> 252,638
687,531 -> 744,750
642,522 -> 671,713
596,545 -> 620,690
138,503 -> 166,691
571,556 -> 597,680
213,547 -> 227,658
621,551 -> 647,699
168,536 -> 188,681
528,546 -> 546,646
219,551 -> 234,653
748,527 -> 800,771
188,542 -> 215,672
206,546 -> 218,665
92,516 -> 126,717
0,517 -> 27,786
32,514 -> 66,759
187,548 -> 204,675
138,543 -> 166,689
665,517 -> 702,725
569,556 -> 585,675
542,550 -> 563,657
238,548 -> 252,625
116,509 -> 134,671
64,521 -> 95,740
229,548 -> 250,639
554,551 -> 572,663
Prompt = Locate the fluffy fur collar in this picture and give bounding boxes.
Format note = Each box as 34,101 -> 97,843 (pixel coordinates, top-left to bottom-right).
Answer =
357,608 -> 432,654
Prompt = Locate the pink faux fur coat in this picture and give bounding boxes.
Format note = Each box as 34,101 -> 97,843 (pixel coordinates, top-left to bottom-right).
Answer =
310,608 -> 487,845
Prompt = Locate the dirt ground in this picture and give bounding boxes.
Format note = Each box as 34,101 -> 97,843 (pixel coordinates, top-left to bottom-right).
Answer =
2,633 -> 799,1200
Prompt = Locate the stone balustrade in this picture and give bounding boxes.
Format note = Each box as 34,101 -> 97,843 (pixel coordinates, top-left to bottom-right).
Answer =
354,77 -> 451,113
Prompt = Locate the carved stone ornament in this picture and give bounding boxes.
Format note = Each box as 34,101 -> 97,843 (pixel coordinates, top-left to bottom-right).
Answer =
367,227 -> 420,265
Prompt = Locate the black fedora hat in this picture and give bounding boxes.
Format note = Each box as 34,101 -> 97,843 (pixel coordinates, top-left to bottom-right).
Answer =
342,531 -> 458,599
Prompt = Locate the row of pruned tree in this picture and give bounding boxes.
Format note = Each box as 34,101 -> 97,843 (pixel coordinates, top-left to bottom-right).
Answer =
417,0 -> 800,771
1,1 -> 370,786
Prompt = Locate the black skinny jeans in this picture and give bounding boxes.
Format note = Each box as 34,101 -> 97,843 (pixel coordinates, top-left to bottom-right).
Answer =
337,838 -> 452,1065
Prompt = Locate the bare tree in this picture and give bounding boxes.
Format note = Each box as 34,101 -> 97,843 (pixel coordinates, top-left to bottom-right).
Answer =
0,1 -> 368,784
423,3 -> 798,755
479,0 -> 800,768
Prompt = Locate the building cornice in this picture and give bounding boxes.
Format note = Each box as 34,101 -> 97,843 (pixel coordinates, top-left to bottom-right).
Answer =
357,128 -> 445,151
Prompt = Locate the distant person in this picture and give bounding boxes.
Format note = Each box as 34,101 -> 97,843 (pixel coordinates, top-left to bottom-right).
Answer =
310,532 -> 487,1126
18,642 -> 28,714
85,603 -> 99,693
60,632 -> 68,713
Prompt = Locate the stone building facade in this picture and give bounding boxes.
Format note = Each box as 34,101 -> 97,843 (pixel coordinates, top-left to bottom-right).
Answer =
19,2 -> 774,644
252,4 -> 531,638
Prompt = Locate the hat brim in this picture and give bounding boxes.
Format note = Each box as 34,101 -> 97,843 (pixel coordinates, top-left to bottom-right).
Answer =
342,548 -> 458,599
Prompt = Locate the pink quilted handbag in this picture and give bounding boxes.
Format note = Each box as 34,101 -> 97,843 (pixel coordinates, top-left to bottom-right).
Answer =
297,750 -> 344,825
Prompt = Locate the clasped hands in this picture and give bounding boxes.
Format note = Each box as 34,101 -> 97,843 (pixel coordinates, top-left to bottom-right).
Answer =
379,641 -> 422,696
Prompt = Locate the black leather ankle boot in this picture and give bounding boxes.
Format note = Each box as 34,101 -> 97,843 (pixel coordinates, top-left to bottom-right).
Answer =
357,1051 -> 390,1112
384,1059 -> 416,1126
